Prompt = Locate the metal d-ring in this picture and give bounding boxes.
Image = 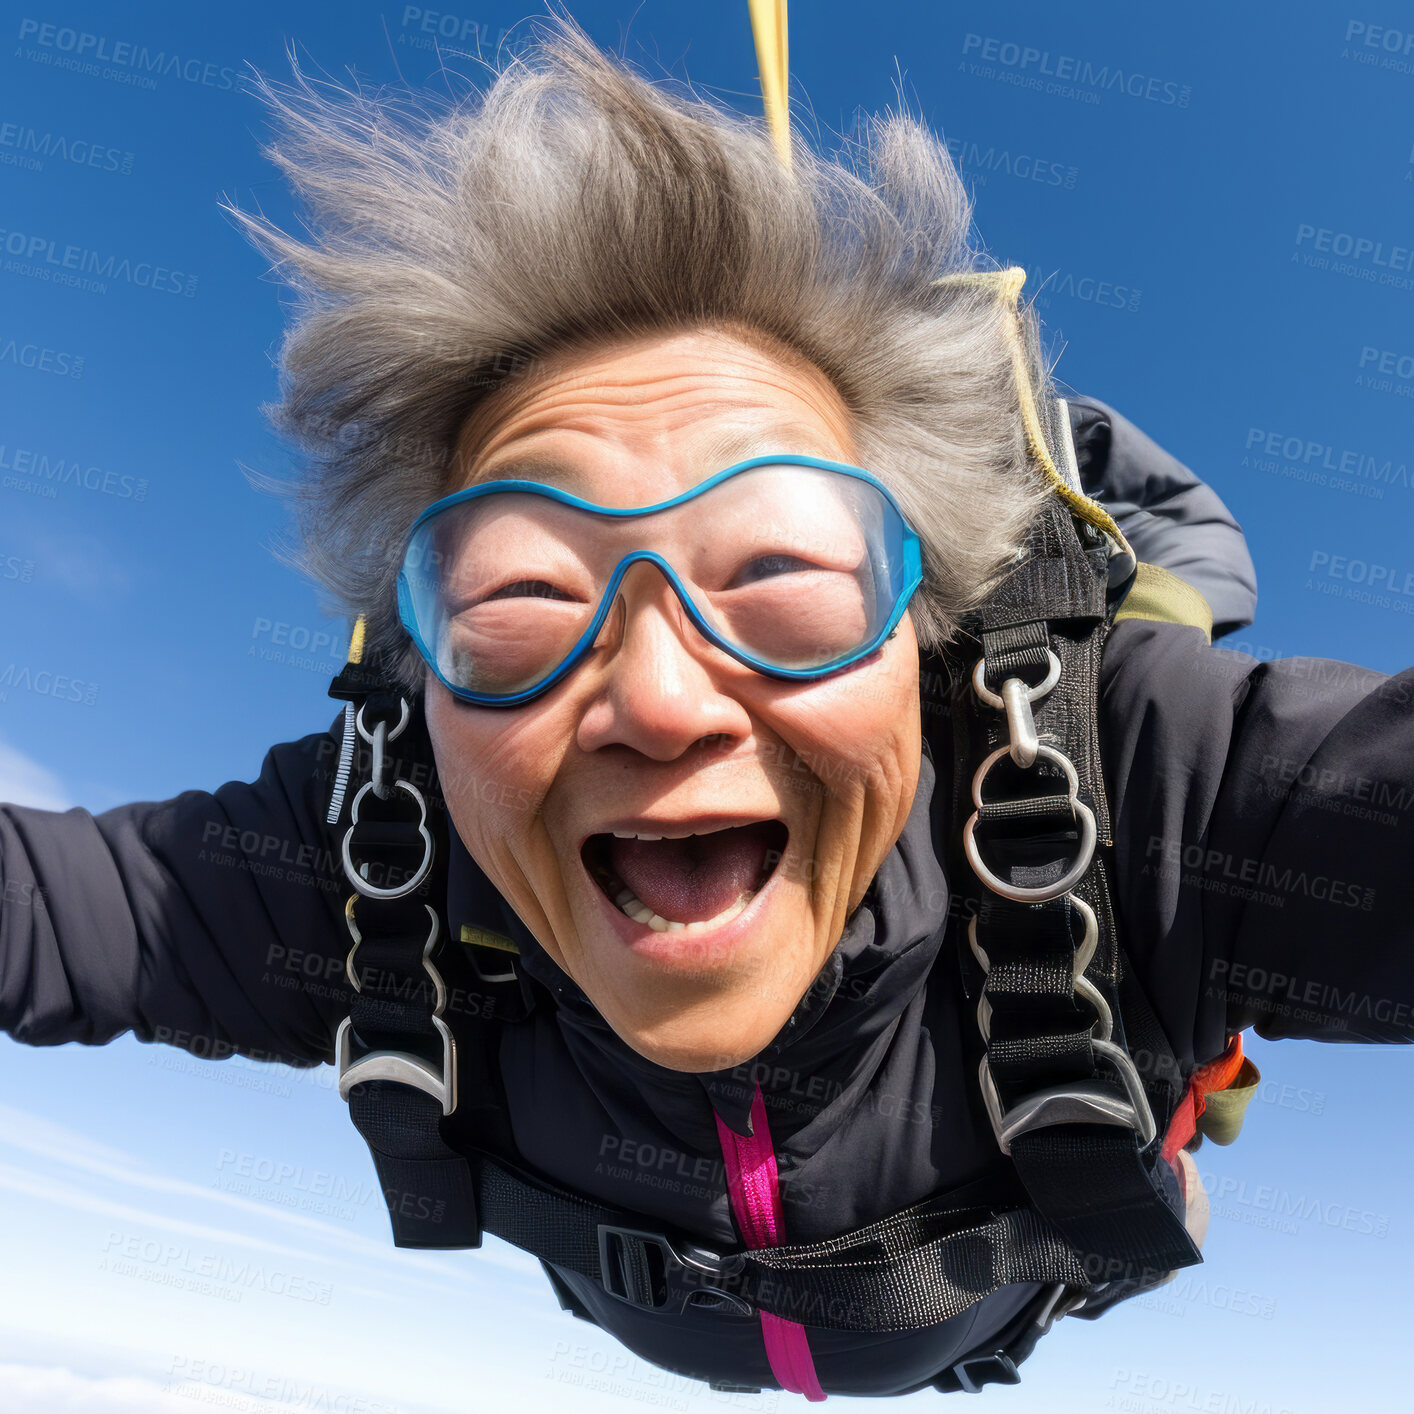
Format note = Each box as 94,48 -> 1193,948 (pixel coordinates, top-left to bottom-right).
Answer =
963,744 -> 1097,903
341,778 -> 434,899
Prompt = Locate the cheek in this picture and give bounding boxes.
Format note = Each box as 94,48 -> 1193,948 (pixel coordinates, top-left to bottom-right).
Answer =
424,687 -> 557,849
782,649 -> 921,805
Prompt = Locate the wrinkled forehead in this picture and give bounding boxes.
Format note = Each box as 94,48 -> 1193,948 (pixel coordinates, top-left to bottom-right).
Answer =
461,422 -> 847,506
446,327 -> 858,505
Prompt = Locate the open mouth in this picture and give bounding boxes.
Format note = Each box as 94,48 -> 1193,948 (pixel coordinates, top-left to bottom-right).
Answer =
581,820 -> 790,936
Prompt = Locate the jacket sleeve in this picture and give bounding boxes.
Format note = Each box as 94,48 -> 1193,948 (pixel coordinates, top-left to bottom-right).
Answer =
0,713 -> 354,1066
1098,616 -> 1414,1071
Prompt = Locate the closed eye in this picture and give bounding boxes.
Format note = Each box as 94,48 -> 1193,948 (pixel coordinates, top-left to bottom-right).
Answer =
727,554 -> 817,587
480,579 -> 579,603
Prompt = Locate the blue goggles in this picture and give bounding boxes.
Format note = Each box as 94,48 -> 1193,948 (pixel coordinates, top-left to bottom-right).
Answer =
397,454 -> 923,706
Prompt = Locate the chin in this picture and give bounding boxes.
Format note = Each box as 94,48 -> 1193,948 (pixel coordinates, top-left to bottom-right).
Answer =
615,1012 -> 785,1075
561,842 -> 841,1075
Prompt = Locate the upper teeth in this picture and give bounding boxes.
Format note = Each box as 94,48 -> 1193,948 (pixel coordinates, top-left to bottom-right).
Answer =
609,824 -> 743,841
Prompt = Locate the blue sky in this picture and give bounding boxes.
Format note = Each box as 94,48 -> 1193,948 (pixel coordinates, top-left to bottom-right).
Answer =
1,1 -> 1411,1410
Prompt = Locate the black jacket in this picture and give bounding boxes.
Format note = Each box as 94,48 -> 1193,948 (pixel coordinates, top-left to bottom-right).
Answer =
2,398 -> 1409,1397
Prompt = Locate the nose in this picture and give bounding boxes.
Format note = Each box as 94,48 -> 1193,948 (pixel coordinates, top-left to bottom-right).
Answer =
575,560 -> 753,761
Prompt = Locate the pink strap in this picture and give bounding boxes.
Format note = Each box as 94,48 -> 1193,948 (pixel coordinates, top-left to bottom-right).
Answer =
714,1084 -> 827,1401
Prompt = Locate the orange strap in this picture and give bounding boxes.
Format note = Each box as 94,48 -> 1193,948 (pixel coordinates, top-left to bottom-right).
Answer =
1161,1033 -> 1246,1167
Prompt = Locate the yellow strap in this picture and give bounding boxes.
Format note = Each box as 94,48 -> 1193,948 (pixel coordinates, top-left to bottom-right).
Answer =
747,0 -> 791,169
1195,1055 -> 1261,1146
348,613 -> 366,666
932,268 -> 1135,565
460,923 -> 520,955
1113,562 -> 1214,643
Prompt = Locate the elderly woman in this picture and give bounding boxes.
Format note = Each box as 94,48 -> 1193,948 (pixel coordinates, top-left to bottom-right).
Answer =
1,13 -> 1410,1402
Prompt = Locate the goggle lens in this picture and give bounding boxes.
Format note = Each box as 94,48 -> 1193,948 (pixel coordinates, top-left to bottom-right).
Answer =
398,461 -> 920,702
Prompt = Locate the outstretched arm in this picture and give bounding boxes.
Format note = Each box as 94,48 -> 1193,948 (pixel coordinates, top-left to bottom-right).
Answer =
1099,616 -> 1413,1068
0,716 -> 353,1067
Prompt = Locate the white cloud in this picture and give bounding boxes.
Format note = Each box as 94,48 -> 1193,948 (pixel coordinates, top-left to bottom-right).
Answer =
0,1362 -> 200,1414
0,737 -> 71,811
0,1102 -> 543,1288
0,1360 -> 416,1414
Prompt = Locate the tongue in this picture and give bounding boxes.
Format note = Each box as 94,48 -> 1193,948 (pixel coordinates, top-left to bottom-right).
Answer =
608,824 -> 773,924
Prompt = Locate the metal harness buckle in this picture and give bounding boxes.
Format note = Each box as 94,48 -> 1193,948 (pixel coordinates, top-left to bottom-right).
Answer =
951,1349 -> 1021,1394
596,1224 -> 751,1316
977,1036 -> 1156,1155
335,1013 -> 457,1115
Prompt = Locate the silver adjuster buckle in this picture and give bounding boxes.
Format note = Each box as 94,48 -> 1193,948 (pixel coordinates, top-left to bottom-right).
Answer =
978,1035 -> 1156,1155
969,899 -> 1110,1043
336,1013 -> 457,1116
345,899 -> 446,1015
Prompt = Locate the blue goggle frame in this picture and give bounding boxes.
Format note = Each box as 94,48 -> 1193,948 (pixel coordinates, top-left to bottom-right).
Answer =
397,453 -> 924,707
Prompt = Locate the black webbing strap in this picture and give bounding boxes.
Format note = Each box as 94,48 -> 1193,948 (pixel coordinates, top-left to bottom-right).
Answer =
327,669 -> 486,1250
463,1147 -> 1092,1333
946,495 -> 1201,1285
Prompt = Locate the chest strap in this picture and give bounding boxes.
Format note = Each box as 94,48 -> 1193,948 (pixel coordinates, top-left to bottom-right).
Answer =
933,402 -> 1203,1290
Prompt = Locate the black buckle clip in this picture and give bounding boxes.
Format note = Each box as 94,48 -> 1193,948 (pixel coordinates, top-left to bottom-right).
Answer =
951,1349 -> 1021,1394
597,1224 -> 750,1315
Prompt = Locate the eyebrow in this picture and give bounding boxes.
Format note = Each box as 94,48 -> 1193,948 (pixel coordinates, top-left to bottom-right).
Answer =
471,422 -> 841,492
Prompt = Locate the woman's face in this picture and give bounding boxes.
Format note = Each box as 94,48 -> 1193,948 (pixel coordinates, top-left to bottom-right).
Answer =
425,327 -> 922,1073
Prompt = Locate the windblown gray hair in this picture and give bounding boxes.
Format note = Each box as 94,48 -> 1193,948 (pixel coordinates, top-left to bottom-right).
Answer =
226,9 -> 1063,699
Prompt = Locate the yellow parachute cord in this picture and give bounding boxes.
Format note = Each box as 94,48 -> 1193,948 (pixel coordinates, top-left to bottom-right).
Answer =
934,268 -> 1134,561
348,613 -> 366,666
748,0 -> 792,169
